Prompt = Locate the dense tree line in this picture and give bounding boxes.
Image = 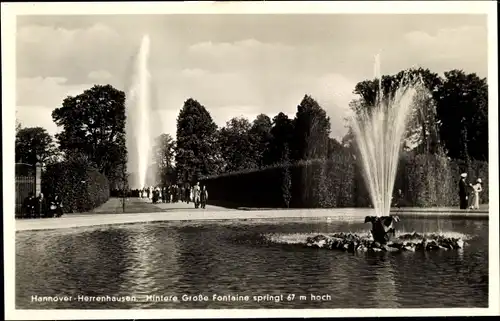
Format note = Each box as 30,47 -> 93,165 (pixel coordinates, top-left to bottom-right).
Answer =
348,68 -> 488,161
15,67 -> 488,193
173,68 -> 487,185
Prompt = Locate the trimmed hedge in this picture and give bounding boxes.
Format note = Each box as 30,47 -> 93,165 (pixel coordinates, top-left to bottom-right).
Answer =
398,154 -> 489,206
42,159 -> 110,213
201,153 -> 488,208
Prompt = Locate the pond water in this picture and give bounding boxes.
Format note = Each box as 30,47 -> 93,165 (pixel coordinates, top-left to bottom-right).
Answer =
16,216 -> 488,309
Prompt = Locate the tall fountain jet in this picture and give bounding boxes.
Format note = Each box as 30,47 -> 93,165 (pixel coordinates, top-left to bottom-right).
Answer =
352,55 -> 423,243
125,35 -> 154,189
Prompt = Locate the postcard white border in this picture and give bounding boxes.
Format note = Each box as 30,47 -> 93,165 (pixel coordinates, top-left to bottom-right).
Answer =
2,1 -> 498,319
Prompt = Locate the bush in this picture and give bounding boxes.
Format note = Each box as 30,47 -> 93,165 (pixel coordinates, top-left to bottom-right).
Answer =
41,159 -> 110,213
201,153 -> 489,208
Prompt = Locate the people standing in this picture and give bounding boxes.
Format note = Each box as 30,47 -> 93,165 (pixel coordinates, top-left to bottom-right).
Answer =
458,173 -> 469,210
152,188 -> 159,204
35,193 -> 47,218
161,186 -> 167,203
469,178 -> 483,210
180,186 -> 186,202
185,184 -> 191,204
54,195 -> 63,217
172,185 -> 177,203
193,182 -> 201,209
47,194 -> 63,218
200,185 -> 208,209
22,193 -> 35,218
48,195 -> 57,218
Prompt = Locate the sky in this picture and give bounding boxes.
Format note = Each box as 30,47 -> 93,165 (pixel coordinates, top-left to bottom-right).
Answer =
15,14 -> 488,140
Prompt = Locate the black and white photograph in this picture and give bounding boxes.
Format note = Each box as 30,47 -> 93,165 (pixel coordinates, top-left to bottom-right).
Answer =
2,1 -> 499,319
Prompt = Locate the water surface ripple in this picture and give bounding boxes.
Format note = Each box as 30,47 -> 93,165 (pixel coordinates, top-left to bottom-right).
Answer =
16,217 -> 488,309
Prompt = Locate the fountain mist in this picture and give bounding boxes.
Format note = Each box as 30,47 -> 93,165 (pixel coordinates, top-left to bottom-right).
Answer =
125,35 -> 153,189
351,55 -> 422,217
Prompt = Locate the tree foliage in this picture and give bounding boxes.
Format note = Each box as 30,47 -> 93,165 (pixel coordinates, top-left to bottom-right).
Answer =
250,113 -> 273,167
435,70 -> 488,161
15,126 -> 58,166
291,95 -> 331,161
218,117 -> 258,173
350,68 -> 487,160
175,98 -> 220,183
351,68 -> 442,152
152,133 -> 176,185
16,117 -> 21,133
51,84 -> 127,186
42,157 -> 110,213
268,112 -> 294,165
327,138 -> 344,158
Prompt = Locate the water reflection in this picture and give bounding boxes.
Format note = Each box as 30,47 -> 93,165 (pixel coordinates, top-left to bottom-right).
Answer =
371,255 -> 400,308
16,218 -> 488,309
122,225 -> 158,297
121,224 -> 182,308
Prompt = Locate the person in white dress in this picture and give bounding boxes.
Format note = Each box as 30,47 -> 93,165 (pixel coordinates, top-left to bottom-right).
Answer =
469,178 -> 483,210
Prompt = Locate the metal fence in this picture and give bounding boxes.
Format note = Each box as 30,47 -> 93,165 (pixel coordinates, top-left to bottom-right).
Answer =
15,164 -> 36,216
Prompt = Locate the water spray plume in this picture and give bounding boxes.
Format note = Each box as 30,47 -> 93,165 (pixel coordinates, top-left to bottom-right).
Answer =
351,55 -> 424,217
125,35 -> 154,190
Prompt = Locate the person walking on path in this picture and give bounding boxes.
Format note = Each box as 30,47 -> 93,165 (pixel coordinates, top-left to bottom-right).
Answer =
200,185 -> 208,209
469,178 -> 483,210
458,173 -> 469,210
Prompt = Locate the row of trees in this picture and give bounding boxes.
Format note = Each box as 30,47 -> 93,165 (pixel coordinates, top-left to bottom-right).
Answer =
170,68 -> 487,185
15,68 -> 488,196
171,95 -> 342,184
346,68 -> 488,161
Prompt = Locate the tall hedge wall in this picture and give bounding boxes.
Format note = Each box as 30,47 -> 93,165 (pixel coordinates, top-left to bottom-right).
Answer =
201,153 -> 488,208
41,159 -> 110,213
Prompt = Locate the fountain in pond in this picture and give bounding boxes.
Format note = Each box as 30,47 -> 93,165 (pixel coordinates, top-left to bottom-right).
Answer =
125,35 -> 155,189
264,55 -> 466,253
350,54 -> 420,244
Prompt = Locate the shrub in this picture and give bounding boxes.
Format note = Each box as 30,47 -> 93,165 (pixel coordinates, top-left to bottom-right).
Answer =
41,158 -> 110,213
201,153 -> 489,209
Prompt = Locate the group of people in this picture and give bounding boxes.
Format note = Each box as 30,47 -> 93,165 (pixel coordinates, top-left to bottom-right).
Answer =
458,173 -> 483,210
21,192 -> 63,218
139,182 -> 209,209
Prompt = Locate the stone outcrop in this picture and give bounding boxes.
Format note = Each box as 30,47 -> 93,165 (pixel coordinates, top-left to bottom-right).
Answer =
304,232 -> 465,253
